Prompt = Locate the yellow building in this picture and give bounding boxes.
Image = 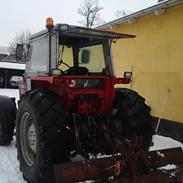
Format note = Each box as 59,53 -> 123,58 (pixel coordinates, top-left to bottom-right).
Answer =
98,0 -> 183,142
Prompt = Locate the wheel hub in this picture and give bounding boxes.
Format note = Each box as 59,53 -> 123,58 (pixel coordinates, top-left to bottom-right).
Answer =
20,112 -> 37,166
28,123 -> 37,154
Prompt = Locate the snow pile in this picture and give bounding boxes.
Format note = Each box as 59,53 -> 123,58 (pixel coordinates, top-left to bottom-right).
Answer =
0,140 -> 26,183
150,135 -> 183,151
158,164 -> 177,170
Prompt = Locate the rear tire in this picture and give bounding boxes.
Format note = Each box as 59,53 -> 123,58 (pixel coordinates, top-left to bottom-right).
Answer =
112,88 -> 154,150
16,89 -> 72,183
0,95 -> 16,146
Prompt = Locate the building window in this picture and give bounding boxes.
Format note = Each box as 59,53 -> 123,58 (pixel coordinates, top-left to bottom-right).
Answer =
0,76 -> 4,88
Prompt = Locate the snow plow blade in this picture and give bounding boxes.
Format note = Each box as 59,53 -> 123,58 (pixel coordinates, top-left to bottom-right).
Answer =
54,147 -> 183,183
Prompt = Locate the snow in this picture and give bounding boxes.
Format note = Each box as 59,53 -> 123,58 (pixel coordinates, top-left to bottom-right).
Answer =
158,164 -> 177,170
0,61 -> 25,70
0,89 -> 19,99
0,89 -> 183,183
150,135 -> 183,151
0,89 -> 19,105
157,151 -> 165,158
0,140 -> 26,183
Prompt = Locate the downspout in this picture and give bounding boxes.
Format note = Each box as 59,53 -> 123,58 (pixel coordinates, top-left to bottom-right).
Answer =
155,88 -> 170,133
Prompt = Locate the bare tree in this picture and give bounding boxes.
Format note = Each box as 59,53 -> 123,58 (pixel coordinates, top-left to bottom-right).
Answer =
78,0 -> 104,28
115,10 -> 133,18
9,30 -> 31,55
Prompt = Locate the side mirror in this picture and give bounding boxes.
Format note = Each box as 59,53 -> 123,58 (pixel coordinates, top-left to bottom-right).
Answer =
124,71 -> 132,79
81,49 -> 90,64
16,44 -> 24,61
16,44 -> 28,62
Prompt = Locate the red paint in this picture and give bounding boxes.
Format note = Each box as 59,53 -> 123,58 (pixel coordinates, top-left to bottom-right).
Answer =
21,75 -> 129,114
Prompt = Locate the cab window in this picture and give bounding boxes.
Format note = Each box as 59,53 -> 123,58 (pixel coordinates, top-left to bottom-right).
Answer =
78,44 -> 105,73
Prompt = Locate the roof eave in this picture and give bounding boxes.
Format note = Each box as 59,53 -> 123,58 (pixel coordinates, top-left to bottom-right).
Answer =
97,0 -> 183,30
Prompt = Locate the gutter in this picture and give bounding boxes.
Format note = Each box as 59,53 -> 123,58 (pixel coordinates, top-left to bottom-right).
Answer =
97,0 -> 183,30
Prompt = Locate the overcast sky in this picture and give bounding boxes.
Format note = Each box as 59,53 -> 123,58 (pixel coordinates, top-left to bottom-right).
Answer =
0,0 -> 157,47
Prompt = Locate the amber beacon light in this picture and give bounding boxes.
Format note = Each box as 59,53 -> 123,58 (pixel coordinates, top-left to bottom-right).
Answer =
46,17 -> 54,31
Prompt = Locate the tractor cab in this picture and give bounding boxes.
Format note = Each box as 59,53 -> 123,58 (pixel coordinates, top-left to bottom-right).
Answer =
24,19 -> 135,78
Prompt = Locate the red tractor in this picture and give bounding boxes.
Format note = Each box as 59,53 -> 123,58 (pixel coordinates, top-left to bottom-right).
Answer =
0,18 -> 182,183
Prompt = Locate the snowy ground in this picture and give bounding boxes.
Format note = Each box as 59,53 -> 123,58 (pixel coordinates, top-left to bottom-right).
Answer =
0,89 -> 19,106
0,89 -> 183,183
0,89 -> 19,99
0,139 -> 26,183
150,135 -> 183,151
0,135 -> 182,183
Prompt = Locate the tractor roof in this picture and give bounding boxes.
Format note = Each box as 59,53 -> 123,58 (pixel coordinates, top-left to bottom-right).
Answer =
30,23 -> 135,41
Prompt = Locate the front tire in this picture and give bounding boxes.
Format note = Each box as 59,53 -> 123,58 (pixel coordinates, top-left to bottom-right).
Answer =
16,89 -> 72,183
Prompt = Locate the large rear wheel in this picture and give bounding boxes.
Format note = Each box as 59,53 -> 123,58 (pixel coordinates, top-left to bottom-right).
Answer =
110,88 -> 154,151
0,95 -> 16,146
16,89 -> 72,183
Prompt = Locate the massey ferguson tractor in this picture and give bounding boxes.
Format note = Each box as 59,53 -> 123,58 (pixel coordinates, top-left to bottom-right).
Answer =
0,18 -> 183,183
